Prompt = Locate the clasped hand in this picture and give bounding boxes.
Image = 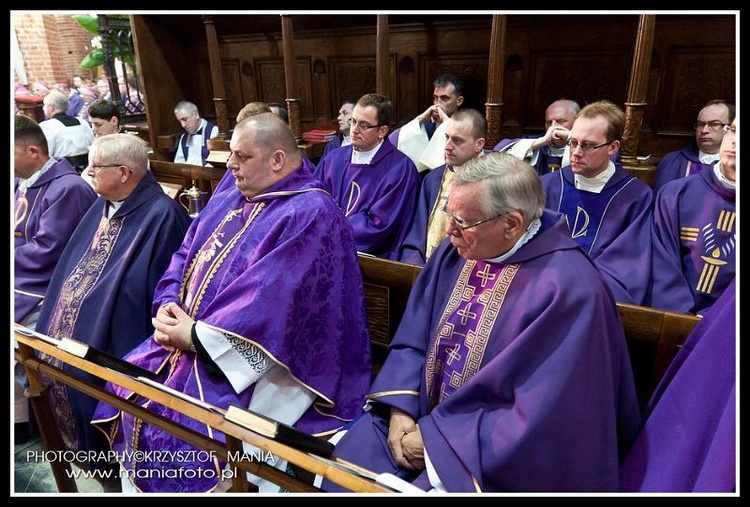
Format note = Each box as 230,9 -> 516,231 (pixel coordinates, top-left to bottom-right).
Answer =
387,407 -> 425,471
152,302 -> 195,352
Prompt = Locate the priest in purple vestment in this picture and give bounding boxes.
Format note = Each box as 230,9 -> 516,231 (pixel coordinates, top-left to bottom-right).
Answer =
620,277 -> 736,492
92,113 -> 372,493
650,119 -> 736,316
35,134 -> 191,478
540,100 -> 653,306
396,108 -> 486,265
653,99 -> 734,192
314,93 -> 419,259
323,152 -> 640,493
14,115 -> 96,439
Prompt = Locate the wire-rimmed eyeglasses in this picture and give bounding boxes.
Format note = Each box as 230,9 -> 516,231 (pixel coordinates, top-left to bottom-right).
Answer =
565,139 -> 612,153
441,203 -> 504,231
348,119 -> 384,132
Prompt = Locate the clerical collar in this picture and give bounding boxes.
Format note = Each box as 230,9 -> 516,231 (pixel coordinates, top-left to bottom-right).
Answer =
341,135 -> 352,147
484,218 -> 542,264
350,140 -> 383,165
549,145 -> 566,157
106,199 -> 125,218
574,161 -> 615,193
19,158 -> 56,192
714,164 -> 735,190
699,150 -> 720,165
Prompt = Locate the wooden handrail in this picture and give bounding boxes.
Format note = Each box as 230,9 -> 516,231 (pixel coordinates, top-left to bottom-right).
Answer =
15,328 -> 389,493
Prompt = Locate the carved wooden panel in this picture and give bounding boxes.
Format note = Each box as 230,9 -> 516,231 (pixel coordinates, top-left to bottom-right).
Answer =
656,46 -> 736,135
329,56 -> 378,110
527,49 -> 631,131
255,58 -> 314,121
221,59 -> 244,120
420,55 -> 490,115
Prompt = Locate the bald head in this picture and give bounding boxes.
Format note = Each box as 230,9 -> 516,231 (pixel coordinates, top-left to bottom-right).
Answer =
229,113 -> 303,198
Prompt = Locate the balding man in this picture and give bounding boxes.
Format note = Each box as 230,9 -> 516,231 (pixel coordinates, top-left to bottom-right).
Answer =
92,113 -> 373,493
35,134 -> 191,485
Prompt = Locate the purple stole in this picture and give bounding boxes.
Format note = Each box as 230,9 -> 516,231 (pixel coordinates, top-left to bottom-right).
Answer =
425,260 -> 519,409
41,214 -> 124,451
180,200 -> 259,314
180,120 -> 215,165
559,176 -> 630,254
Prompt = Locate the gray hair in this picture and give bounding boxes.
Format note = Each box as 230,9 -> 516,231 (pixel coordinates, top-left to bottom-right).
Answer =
174,100 -> 199,115
89,133 -> 149,173
451,152 -> 545,224
44,90 -> 69,113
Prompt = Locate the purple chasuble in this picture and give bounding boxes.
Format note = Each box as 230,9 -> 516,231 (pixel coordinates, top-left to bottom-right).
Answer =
620,278 -> 736,492
653,143 -> 714,193
324,210 -> 640,493
14,158 -> 96,322
650,167 -> 735,315
92,165 -> 372,492
35,171 -> 191,458
313,141 -> 419,258
541,165 -> 654,305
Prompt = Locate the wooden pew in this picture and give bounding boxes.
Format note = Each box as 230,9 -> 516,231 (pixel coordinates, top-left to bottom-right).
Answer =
356,254 -> 701,410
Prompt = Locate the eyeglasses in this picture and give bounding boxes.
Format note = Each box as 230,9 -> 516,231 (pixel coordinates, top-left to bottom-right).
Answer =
694,120 -> 730,131
723,124 -> 737,135
89,163 -> 133,174
565,139 -> 612,152
348,119 -> 384,132
442,203 -> 504,231
89,163 -> 124,171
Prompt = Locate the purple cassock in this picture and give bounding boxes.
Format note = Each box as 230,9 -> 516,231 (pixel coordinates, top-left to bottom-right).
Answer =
92,164 -> 372,492
14,158 -> 96,322
541,165 -> 654,306
620,278 -> 736,492
313,142 -> 419,258
325,210 -> 641,492
35,171 -> 191,458
650,167 -> 735,316
653,143 -> 715,193
396,163 -> 454,265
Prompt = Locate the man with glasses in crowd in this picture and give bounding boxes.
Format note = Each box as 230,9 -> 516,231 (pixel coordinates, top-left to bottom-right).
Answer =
314,93 -> 419,258
650,119 -> 736,316
323,152 -> 640,493
34,134 -> 190,489
540,100 -> 654,305
653,99 -> 735,192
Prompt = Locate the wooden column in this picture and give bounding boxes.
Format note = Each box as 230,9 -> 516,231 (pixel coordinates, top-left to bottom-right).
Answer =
281,15 -> 302,142
376,15 -> 389,97
620,14 -> 656,185
204,15 -> 230,143
485,15 -> 507,148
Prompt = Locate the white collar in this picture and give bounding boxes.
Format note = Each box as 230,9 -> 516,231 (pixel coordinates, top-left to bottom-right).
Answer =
574,161 -> 616,193
484,218 -> 542,264
350,140 -> 383,165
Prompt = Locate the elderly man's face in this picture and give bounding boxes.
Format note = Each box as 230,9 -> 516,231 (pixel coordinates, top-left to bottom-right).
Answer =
444,182 -> 510,260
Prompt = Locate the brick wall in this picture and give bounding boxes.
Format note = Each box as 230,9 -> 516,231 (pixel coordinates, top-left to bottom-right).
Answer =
13,13 -> 99,87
